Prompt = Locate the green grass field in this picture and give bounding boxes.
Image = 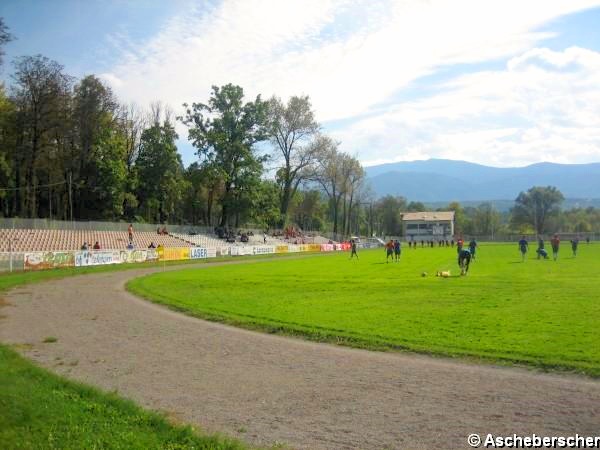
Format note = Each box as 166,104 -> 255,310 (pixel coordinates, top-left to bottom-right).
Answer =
128,243 -> 600,376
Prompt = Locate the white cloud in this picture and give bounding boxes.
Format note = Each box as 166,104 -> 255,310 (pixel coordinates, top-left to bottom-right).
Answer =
100,0 -> 600,166
339,46 -> 600,167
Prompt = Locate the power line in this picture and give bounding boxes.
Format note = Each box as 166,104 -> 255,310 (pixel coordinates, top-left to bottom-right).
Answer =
0,180 -> 67,192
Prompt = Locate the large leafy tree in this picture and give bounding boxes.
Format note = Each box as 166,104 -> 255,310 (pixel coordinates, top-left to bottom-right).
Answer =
136,119 -> 184,223
313,135 -> 343,234
88,113 -> 128,219
180,84 -> 269,227
267,95 -> 319,225
0,85 -> 16,215
471,202 -> 501,236
446,201 -> 466,235
11,55 -> 73,217
73,75 -> 119,218
511,186 -> 564,235
374,195 -> 407,236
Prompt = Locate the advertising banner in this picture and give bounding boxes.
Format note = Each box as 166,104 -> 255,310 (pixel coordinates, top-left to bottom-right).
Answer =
190,247 -> 216,259
120,249 -> 148,264
275,245 -> 289,253
230,246 -> 254,256
161,247 -> 190,261
24,251 -> 75,271
307,244 -> 322,252
75,250 -> 121,267
287,245 -> 301,253
252,245 -> 275,255
146,249 -> 159,261
320,244 -> 334,252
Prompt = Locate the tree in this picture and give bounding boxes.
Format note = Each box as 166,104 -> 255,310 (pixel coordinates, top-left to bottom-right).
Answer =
340,156 -> 365,236
406,201 -> 426,212
267,95 -> 319,224
374,195 -> 407,236
180,84 -> 269,227
248,180 -> 280,229
0,17 -> 14,68
73,75 -> 119,218
471,202 -> 501,236
511,186 -> 564,235
291,189 -> 327,232
87,113 -> 128,219
11,55 -> 74,217
446,201 -> 466,235
136,118 -> 184,223
0,84 -> 16,215
313,135 -> 344,234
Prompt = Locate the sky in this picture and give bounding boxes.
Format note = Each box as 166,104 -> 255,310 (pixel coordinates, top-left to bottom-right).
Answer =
2,0 -> 600,168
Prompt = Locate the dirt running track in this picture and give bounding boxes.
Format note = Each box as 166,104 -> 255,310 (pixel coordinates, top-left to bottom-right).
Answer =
1,262 -> 599,450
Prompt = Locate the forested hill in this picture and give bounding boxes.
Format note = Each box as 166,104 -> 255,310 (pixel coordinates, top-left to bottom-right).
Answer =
365,159 -> 600,202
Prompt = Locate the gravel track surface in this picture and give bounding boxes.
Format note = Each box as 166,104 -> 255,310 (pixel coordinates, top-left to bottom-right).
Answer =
2,261 -> 599,449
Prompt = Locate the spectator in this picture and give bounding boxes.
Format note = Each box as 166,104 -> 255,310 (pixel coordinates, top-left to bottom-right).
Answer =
93,241 -> 101,250
157,227 -> 161,235
81,242 -> 89,250
126,241 -> 134,250
263,232 -> 267,244
148,242 -> 156,249
128,223 -> 134,241
161,226 -> 168,235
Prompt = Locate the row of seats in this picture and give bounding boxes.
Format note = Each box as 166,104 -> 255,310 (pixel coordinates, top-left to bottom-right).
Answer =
0,228 -> 338,253
0,229 -> 191,252
170,233 -> 228,249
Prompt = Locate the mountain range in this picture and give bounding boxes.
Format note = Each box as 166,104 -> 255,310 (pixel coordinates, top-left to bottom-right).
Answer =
365,159 -> 600,206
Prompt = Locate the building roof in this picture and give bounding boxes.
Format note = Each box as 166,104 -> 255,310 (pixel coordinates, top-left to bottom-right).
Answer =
401,211 -> 455,222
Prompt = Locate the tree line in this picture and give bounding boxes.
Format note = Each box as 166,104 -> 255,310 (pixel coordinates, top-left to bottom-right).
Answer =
0,18 -> 366,232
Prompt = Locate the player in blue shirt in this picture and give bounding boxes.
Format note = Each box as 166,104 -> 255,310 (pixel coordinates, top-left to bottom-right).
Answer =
394,239 -> 401,262
468,238 -> 477,260
571,237 -> 579,257
518,236 -> 528,262
458,248 -> 472,276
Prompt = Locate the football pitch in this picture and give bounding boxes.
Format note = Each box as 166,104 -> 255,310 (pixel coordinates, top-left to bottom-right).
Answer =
128,243 -> 600,376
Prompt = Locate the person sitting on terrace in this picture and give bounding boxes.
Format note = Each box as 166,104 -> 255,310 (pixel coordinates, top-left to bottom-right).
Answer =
93,241 -> 101,250
81,242 -> 89,250
161,226 -> 168,235
126,241 -> 134,250
148,242 -> 156,249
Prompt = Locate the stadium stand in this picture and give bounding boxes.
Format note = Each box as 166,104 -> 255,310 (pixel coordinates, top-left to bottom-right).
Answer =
0,229 -> 191,252
170,233 -> 229,249
312,235 -> 337,245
